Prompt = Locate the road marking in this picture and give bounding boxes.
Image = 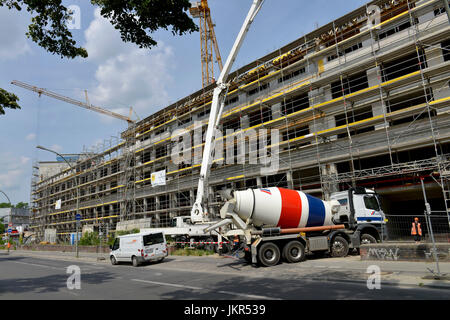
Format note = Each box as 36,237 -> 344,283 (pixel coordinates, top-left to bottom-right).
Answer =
9,260 -> 62,271
217,290 -> 279,300
131,279 -> 276,299
131,279 -> 202,290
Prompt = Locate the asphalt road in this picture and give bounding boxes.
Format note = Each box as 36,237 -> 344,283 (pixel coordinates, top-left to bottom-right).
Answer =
0,252 -> 449,300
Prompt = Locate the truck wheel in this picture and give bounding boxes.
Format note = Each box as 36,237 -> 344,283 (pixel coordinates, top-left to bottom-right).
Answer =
132,256 -> 140,267
282,241 -> 305,263
361,234 -> 377,245
110,256 -> 118,265
330,236 -> 349,258
258,242 -> 280,267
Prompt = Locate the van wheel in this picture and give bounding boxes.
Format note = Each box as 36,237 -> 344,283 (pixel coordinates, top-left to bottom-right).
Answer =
330,236 -> 349,257
110,256 -> 118,265
282,241 -> 305,263
258,242 -> 280,267
132,256 -> 140,267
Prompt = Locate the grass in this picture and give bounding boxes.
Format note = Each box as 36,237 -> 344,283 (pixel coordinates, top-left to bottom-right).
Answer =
170,247 -> 215,257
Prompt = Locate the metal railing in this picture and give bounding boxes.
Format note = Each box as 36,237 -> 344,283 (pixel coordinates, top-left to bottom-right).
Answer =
384,212 -> 450,242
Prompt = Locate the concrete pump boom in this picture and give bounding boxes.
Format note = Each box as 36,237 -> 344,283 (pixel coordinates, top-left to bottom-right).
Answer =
191,0 -> 265,223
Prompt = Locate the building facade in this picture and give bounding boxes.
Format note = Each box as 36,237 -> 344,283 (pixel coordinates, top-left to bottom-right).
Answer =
30,0 -> 450,242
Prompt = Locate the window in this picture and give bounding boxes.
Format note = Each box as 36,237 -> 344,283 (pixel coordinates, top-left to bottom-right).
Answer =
442,39 -> 450,62
335,106 -> 374,139
155,145 -> 167,158
331,72 -> 369,99
225,96 -> 239,106
278,68 -> 306,83
143,233 -> 165,246
248,108 -> 272,127
248,83 -> 270,97
112,238 -> 120,250
178,117 -> 192,126
378,20 -> 412,40
364,196 -> 380,211
198,108 -> 211,118
343,42 -> 362,55
281,93 -> 310,115
382,51 -> 427,82
434,7 -> 446,16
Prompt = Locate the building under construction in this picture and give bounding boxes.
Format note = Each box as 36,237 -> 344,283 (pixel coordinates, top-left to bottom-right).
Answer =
30,0 -> 450,242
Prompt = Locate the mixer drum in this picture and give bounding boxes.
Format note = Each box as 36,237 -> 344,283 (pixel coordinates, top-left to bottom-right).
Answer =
233,187 -> 336,229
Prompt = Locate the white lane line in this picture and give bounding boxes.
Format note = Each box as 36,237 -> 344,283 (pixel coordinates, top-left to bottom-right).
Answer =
217,290 -> 279,300
131,279 -> 279,300
131,279 -> 202,290
9,260 -> 63,271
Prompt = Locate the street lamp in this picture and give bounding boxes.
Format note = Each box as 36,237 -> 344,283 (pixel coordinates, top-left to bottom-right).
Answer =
0,189 -> 12,254
36,145 -> 80,258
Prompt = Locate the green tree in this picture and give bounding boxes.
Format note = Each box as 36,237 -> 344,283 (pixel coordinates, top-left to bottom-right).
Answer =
0,0 -> 197,115
0,203 -> 13,208
15,202 -> 28,209
0,217 -> 5,234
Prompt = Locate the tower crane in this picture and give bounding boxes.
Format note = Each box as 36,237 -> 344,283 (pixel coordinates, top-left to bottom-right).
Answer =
11,80 -> 135,125
189,0 -> 224,88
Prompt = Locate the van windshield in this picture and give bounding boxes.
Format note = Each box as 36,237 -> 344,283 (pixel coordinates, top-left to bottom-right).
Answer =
143,233 -> 165,246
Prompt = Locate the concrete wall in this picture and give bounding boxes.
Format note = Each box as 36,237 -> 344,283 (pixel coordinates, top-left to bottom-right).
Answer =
360,243 -> 450,262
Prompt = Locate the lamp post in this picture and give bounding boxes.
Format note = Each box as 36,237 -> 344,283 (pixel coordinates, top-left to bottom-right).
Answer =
0,189 -> 12,254
37,146 -> 80,258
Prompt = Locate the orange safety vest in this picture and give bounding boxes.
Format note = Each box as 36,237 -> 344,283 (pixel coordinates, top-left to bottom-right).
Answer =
411,222 -> 422,236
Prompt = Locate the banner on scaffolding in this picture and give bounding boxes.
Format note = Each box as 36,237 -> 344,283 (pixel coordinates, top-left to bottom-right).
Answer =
151,170 -> 166,187
55,199 -> 62,210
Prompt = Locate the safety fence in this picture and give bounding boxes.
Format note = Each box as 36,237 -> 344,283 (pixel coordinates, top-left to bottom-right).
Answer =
384,213 -> 450,243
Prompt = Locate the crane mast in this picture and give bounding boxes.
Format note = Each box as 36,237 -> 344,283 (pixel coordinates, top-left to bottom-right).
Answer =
191,0 -> 265,223
189,0 -> 224,88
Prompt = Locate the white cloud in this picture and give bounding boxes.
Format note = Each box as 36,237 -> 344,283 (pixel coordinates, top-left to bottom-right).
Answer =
0,153 -> 30,192
50,144 -> 63,153
0,8 -> 31,60
25,133 -> 36,141
83,9 -> 174,122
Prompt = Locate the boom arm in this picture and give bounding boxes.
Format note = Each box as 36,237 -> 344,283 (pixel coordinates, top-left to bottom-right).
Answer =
191,0 -> 265,223
11,80 -> 134,124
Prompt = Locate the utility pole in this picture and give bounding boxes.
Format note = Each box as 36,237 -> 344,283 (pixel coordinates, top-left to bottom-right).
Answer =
420,177 -> 441,278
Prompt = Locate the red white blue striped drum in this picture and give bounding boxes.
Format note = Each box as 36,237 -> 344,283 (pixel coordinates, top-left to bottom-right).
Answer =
233,187 -> 338,229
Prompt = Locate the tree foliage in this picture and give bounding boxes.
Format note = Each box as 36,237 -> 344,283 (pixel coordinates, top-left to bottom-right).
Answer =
0,0 -> 198,115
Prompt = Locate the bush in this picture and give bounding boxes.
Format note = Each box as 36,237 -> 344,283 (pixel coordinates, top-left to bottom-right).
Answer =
78,232 -> 100,246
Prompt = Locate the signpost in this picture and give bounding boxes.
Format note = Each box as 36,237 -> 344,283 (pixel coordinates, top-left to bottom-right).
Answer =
7,223 -> 12,254
75,214 -> 81,258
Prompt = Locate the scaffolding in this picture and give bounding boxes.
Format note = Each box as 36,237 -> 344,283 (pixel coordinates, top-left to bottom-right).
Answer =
30,0 -> 450,241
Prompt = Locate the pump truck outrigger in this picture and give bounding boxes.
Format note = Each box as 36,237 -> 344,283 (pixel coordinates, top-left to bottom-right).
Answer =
190,0 -> 387,267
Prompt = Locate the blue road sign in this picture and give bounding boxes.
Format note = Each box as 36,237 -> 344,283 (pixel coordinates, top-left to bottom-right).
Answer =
75,214 -> 81,221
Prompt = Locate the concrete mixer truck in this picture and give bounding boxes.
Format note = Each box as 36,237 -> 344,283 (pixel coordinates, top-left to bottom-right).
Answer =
204,186 -> 387,267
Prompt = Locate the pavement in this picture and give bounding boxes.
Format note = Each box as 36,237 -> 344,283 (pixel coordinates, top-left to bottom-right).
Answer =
2,248 -> 450,292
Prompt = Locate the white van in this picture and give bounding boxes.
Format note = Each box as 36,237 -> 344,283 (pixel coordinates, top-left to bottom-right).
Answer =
110,231 -> 168,267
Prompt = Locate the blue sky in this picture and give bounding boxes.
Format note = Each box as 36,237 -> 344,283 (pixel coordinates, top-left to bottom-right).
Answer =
0,0 -> 369,204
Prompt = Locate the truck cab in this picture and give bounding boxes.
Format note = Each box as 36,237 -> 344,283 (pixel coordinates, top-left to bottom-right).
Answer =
330,187 -> 388,242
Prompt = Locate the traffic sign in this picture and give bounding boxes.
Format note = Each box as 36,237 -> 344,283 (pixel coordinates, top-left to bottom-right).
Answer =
75,214 -> 82,221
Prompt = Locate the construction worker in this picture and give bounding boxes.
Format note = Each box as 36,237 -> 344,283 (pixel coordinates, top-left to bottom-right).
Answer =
411,217 -> 422,244
233,234 -> 240,252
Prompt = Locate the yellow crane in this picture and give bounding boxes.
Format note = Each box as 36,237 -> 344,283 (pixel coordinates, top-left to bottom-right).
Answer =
189,0 -> 223,88
11,80 -> 135,125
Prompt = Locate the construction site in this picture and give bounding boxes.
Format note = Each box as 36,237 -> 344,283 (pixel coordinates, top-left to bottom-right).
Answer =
28,0 -> 450,243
